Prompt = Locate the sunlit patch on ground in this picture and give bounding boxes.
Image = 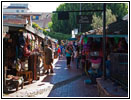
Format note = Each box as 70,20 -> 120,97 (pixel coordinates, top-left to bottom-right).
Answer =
54,67 -> 61,69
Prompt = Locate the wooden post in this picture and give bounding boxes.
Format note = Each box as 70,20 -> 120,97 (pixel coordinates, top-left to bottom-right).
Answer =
103,3 -> 106,79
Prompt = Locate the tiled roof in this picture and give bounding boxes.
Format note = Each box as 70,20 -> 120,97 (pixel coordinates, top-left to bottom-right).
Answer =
7,6 -> 28,9
3,19 -> 26,25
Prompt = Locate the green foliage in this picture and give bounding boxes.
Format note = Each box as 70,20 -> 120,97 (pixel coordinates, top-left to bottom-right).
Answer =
43,29 -> 48,35
51,3 -> 128,34
107,3 -> 128,19
47,32 -> 71,41
91,9 -> 117,29
48,22 -> 53,31
32,22 -> 43,32
106,9 -> 117,25
32,22 -> 39,29
91,14 -> 103,29
38,27 -> 43,30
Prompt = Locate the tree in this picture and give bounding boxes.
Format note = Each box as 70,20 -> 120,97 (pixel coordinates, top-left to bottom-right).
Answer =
48,22 -> 53,31
107,3 -> 128,19
43,28 -> 48,36
91,9 -> 117,29
91,14 -> 103,29
51,3 -> 128,34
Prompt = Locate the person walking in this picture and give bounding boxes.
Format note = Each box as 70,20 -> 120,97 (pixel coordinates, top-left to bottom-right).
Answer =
57,46 -> 61,59
74,46 -> 80,69
62,46 -> 66,57
44,41 -> 54,74
60,45 -> 63,57
65,46 -> 72,68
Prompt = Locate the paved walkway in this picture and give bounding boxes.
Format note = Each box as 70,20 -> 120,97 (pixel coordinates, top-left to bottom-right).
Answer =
3,56 -> 99,98
45,56 -> 99,97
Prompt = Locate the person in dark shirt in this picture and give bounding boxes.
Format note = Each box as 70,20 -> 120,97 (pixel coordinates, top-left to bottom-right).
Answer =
44,42 -> 53,74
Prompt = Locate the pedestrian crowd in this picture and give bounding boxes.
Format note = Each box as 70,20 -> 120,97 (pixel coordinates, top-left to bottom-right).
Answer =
43,40 -> 81,74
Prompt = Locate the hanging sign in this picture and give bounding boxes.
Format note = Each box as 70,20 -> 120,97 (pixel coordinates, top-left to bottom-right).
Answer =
77,15 -> 92,24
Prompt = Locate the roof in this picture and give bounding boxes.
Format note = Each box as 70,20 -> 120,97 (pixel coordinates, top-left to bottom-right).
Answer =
7,6 -> 28,9
3,19 -> 26,25
107,20 -> 128,35
3,23 -> 25,28
3,12 -> 42,15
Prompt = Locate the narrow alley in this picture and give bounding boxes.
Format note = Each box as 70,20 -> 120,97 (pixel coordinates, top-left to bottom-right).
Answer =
2,2 -> 128,98
44,56 -> 98,97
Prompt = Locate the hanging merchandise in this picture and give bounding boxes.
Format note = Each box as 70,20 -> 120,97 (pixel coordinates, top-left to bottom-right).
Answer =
81,38 -> 84,45
31,41 -> 35,51
90,58 -> 101,69
79,35 -> 83,44
16,59 -> 21,71
35,38 -> 39,49
125,37 -> 128,44
83,37 -> 88,44
114,37 -> 119,44
31,34 -> 35,40
24,43 -> 31,57
18,47 -> 23,59
18,33 -> 25,47
16,45 -> 19,59
27,33 -> 32,40
106,37 -> 108,43
23,33 -> 27,38
86,39 -> 92,52
41,40 -> 45,49
95,38 -> 100,42
83,44 -> 88,52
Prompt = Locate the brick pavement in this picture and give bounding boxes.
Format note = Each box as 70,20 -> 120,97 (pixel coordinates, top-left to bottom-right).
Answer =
43,56 -> 99,97
48,76 -> 98,97
42,56 -> 83,84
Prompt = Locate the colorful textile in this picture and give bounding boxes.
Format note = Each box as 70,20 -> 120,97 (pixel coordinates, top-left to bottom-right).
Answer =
114,37 -> 119,44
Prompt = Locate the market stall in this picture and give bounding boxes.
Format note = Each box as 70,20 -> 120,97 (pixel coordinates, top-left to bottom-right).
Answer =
3,24 -> 46,92
77,23 -> 128,85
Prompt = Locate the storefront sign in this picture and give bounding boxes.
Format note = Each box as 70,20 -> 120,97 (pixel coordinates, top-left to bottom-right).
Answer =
77,15 -> 92,24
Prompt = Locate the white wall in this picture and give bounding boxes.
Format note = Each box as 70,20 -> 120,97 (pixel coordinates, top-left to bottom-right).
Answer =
3,8 -> 28,13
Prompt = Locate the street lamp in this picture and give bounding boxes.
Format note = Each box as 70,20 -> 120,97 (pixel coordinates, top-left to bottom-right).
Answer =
79,3 -> 81,33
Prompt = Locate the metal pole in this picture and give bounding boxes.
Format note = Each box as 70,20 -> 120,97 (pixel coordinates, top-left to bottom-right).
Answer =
79,3 -> 81,33
103,3 -> 106,79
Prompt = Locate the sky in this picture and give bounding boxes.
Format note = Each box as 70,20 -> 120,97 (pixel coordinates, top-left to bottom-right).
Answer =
2,2 -> 64,12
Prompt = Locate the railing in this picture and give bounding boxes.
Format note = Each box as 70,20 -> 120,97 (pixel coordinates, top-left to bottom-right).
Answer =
110,53 -> 128,91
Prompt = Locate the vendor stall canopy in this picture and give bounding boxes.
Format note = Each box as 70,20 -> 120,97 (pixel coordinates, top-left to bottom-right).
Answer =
84,18 -> 128,38
107,20 -> 128,35
68,38 -> 77,41
23,33 -> 35,40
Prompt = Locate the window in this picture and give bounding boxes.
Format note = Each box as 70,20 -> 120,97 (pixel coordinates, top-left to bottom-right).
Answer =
21,10 -> 24,12
35,16 -> 39,20
32,16 -> 39,20
3,16 -> 6,19
33,16 -> 36,20
16,10 -> 19,13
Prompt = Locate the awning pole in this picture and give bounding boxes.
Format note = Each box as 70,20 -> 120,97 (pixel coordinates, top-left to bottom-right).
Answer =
103,3 -> 106,79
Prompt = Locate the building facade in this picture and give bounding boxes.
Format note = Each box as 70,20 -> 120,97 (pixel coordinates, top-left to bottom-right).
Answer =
3,3 -> 52,29
3,3 -> 29,13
